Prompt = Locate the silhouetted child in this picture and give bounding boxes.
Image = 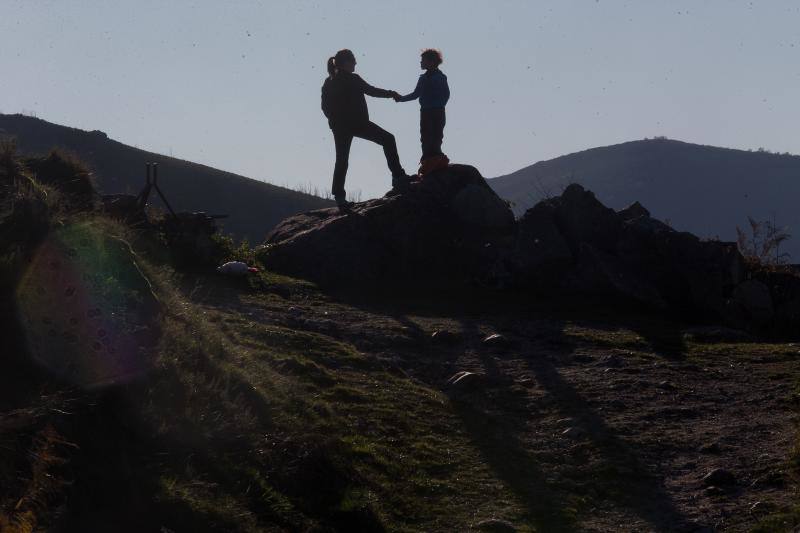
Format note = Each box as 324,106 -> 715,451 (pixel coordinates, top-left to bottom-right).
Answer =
395,49 -> 450,173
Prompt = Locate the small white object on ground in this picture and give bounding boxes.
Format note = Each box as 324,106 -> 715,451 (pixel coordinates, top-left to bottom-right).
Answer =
217,261 -> 252,276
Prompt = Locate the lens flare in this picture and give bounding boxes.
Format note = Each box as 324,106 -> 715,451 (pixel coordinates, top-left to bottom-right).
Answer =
16,222 -> 160,388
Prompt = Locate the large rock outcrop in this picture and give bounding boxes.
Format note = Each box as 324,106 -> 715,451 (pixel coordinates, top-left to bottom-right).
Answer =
259,168 -> 800,336
259,165 -> 515,287
511,184 -> 746,320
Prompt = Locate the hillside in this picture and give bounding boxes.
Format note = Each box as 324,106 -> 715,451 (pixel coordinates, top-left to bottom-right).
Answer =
489,139 -> 800,260
3,149 -> 800,531
0,113 -> 333,242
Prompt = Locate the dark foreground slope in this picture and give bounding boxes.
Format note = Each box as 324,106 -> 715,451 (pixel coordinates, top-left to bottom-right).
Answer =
3,152 -> 800,532
0,113 -> 333,241
489,139 -> 800,260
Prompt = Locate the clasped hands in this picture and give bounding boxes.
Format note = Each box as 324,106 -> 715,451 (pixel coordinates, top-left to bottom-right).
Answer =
390,91 -> 402,102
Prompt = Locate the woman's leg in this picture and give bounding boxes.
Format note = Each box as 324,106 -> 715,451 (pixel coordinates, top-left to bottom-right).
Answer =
332,130 -> 353,199
355,122 -> 405,178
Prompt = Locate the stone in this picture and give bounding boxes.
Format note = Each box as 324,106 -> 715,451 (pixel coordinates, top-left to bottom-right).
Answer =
482,333 -> 509,347
451,182 -> 516,230
617,201 -> 651,221
259,165 -> 515,287
749,501 -> 773,514
564,242 -> 667,309
512,185 -> 748,325
446,371 -> 483,391
431,329 -> 461,344
699,442 -> 722,454
508,201 -> 574,288
731,279 -> 774,326
561,427 -> 586,439
702,468 -> 736,487
553,184 -> 624,255
475,518 -> 517,532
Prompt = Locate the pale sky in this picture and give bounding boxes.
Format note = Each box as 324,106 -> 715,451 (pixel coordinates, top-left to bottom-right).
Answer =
2,0 -> 799,199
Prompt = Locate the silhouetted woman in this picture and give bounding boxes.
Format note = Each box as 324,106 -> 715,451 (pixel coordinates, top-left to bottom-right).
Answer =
321,49 -> 408,210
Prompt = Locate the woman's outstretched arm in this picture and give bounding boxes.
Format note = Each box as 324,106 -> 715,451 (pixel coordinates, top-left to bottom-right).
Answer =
355,75 -> 397,98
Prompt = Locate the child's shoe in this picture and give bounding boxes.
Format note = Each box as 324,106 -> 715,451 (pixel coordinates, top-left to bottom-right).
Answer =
418,154 -> 450,177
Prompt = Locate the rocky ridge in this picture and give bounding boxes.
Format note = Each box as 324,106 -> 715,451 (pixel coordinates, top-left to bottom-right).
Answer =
260,164 -> 800,336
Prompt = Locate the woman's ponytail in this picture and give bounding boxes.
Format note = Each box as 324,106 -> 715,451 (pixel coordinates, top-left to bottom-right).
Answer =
327,56 -> 337,79
327,49 -> 355,79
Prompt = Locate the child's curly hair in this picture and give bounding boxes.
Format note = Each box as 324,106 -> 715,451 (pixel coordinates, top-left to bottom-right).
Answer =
421,48 -> 443,66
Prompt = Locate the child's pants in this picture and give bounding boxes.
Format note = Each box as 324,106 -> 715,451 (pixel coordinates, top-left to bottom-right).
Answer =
420,108 -> 446,161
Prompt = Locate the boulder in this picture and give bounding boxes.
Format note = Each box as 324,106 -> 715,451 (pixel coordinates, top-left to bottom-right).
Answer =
508,201 -> 573,288
259,165 -> 515,287
612,211 -> 744,317
551,184 -> 624,255
730,279 -> 774,326
752,270 -> 800,336
701,468 -> 736,487
617,201 -> 650,221
510,183 -> 746,320
564,242 -> 666,309
260,167 -> 793,334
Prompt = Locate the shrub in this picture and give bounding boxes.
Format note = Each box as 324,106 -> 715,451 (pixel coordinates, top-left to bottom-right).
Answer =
736,216 -> 791,266
24,149 -> 96,210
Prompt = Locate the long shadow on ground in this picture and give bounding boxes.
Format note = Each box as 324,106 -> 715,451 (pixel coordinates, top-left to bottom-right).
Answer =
453,310 -> 693,531
341,288 -> 695,530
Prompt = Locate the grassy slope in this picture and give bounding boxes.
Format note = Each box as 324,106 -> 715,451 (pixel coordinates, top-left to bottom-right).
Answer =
4,237 -> 800,531
188,277 -> 800,531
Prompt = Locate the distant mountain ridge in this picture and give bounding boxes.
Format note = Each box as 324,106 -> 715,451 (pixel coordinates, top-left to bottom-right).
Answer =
0,113 -> 332,241
489,139 -> 800,260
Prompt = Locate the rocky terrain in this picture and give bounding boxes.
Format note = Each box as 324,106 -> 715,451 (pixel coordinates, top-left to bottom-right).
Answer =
262,164 -> 800,338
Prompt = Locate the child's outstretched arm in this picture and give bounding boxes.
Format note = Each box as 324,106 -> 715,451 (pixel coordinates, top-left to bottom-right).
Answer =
395,77 -> 422,102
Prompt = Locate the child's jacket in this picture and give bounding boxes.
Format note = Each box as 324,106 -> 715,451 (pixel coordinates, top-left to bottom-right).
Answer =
397,69 -> 450,110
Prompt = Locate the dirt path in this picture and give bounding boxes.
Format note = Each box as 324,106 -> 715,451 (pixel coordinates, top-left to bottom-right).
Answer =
196,277 -> 800,532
